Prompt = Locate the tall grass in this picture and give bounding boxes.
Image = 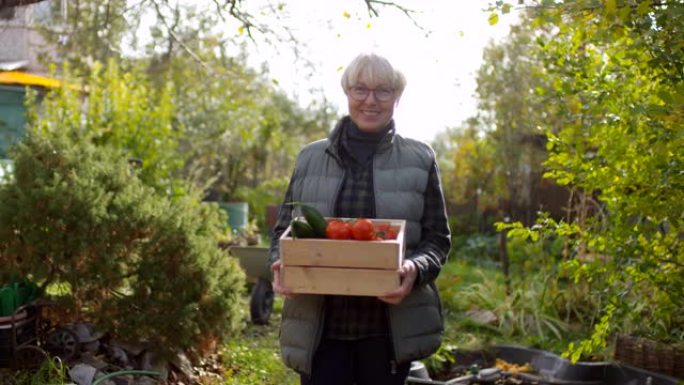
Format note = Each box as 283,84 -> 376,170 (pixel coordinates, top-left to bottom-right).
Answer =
436,257 -> 573,354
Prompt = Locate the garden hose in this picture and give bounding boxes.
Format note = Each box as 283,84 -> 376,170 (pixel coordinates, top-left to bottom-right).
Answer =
91,369 -> 161,385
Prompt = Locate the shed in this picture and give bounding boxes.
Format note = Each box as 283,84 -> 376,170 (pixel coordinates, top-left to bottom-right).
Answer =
0,69 -> 60,158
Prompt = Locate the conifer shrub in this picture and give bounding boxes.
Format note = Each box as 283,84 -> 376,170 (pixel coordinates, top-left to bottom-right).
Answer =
0,130 -> 246,357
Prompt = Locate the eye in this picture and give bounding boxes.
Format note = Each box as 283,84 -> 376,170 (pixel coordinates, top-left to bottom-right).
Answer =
376,89 -> 393,98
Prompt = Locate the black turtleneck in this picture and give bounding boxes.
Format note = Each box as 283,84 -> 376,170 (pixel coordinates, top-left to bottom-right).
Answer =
342,120 -> 392,166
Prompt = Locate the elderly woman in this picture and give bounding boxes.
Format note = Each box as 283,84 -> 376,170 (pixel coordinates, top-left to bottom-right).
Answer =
269,52 -> 451,385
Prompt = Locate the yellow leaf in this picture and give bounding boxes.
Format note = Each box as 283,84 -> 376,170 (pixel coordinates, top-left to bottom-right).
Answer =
366,22 -> 372,29
238,25 -> 245,35
604,0 -> 616,14
342,10 -> 351,19
488,13 -> 499,26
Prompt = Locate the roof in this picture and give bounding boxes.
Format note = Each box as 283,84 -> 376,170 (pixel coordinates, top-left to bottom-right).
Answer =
0,71 -> 61,88
0,60 -> 29,71
0,0 -> 47,11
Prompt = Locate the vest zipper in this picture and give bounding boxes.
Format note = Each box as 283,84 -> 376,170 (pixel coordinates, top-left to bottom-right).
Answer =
386,305 -> 400,373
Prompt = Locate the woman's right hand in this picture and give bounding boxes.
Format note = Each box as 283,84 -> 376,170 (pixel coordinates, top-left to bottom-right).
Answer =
271,260 -> 295,299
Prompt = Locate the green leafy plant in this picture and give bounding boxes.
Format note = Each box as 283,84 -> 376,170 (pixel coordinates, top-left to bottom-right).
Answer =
0,107 -> 245,359
10,358 -> 68,385
461,272 -> 568,345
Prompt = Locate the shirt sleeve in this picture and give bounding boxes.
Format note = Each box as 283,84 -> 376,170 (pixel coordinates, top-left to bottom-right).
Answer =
268,171 -> 295,266
409,160 -> 452,286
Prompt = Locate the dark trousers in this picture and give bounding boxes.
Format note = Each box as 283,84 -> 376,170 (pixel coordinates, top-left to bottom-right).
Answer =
300,336 -> 411,385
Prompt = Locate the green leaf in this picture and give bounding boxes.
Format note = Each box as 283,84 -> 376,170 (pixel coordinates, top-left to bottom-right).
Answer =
636,1 -> 651,16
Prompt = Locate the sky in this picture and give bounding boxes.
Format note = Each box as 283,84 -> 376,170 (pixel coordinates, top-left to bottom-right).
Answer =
242,1 -> 519,143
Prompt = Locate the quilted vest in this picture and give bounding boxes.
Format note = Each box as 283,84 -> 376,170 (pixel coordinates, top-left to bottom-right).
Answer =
278,121 -> 444,375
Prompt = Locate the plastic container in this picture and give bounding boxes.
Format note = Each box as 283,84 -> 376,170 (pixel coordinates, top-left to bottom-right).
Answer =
219,202 -> 249,231
0,287 -> 15,317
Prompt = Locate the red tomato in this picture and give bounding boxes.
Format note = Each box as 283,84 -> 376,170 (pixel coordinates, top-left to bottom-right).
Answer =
374,224 -> 398,240
326,220 -> 352,240
351,218 -> 375,241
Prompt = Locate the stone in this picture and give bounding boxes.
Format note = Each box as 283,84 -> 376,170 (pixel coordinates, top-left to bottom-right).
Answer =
69,363 -> 97,385
170,352 -> 196,382
107,345 -> 129,367
140,351 -> 169,381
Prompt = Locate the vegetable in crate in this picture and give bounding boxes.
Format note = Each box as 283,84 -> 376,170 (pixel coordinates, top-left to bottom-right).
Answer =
375,223 -> 398,240
326,220 -> 352,240
300,204 -> 327,238
351,218 -> 375,241
290,219 -> 317,238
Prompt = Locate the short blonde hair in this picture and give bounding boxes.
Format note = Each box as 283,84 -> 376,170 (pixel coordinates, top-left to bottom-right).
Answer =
341,53 -> 406,99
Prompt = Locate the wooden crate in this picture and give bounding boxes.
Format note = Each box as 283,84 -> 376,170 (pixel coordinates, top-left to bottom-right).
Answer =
279,218 -> 405,296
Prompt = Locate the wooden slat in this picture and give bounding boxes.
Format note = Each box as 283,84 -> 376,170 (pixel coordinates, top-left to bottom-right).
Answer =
282,266 -> 400,297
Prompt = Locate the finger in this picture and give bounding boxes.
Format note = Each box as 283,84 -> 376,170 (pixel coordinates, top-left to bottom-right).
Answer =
271,264 -> 296,298
377,295 -> 400,305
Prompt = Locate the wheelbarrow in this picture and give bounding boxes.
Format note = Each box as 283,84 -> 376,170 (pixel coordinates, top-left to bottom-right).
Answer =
0,302 -> 52,369
229,246 -> 274,325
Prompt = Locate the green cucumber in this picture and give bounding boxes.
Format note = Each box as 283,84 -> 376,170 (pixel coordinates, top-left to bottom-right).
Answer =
300,204 -> 327,238
291,219 -> 316,238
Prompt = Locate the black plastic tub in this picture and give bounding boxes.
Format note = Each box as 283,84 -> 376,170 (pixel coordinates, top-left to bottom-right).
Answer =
410,345 -> 681,385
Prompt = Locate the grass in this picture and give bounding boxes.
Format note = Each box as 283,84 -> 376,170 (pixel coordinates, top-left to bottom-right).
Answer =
218,297 -> 299,385
0,357 -> 68,385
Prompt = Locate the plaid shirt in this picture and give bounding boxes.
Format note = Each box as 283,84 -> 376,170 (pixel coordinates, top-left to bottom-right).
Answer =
324,124 -> 388,339
270,118 -> 451,340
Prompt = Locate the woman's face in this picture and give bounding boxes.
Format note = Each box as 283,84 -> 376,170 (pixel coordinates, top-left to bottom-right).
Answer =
347,79 -> 397,133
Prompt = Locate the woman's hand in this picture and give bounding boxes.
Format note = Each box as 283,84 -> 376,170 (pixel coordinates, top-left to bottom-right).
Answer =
378,259 -> 418,305
271,260 -> 295,299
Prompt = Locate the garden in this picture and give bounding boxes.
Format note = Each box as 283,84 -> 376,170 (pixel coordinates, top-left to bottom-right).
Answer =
0,0 -> 682,384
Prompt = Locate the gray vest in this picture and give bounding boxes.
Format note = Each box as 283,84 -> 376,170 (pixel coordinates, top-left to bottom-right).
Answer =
279,127 -> 444,375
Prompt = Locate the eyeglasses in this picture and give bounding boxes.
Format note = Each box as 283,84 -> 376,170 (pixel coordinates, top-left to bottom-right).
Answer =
348,86 -> 395,102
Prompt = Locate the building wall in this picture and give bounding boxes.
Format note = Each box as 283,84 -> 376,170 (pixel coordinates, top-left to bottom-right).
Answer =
0,1 -> 58,73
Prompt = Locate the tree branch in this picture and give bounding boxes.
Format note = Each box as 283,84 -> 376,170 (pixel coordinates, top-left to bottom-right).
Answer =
149,0 -> 215,75
364,0 -> 424,30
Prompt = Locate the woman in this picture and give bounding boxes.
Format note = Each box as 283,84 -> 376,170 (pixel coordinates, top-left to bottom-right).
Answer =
269,52 -> 451,385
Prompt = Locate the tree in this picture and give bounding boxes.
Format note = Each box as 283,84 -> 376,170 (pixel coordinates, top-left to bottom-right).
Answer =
32,60 -> 183,194
491,0 -> 684,359
141,23 -> 334,205
435,118 -> 497,233
35,0 -> 337,226
476,21 -> 555,225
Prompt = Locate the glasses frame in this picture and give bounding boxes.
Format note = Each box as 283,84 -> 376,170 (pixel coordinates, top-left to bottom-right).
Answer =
348,86 -> 396,102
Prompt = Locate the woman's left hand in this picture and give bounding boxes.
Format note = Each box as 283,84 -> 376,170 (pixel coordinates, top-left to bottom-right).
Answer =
378,259 -> 418,305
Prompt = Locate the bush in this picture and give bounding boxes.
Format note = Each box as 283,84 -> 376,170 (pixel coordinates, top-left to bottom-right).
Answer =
0,130 -> 246,357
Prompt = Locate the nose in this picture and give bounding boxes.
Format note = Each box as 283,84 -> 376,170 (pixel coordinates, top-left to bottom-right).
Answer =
363,90 -> 379,103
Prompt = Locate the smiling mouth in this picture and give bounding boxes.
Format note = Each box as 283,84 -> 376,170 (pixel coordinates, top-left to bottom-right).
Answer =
361,110 -> 380,116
